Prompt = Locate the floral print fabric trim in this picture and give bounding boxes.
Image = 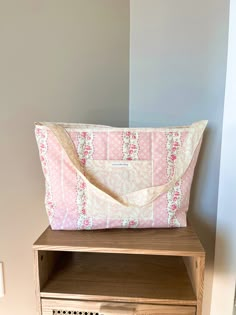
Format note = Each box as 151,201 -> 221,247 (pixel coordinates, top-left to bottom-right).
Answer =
122,216 -> 139,228
35,128 -> 55,223
166,131 -> 182,227
76,176 -> 87,216
77,213 -> 93,230
77,175 -> 93,229
122,131 -> 139,160
77,131 -> 94,165
76,131 -> 94,229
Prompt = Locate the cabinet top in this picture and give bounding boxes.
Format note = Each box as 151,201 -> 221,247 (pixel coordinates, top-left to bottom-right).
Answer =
33,225 -> 205,256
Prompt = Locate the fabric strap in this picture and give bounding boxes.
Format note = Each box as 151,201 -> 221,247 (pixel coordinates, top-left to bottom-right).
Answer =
37,121 -> 207,208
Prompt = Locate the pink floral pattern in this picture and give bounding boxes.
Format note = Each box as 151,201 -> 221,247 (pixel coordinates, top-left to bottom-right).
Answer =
122,216 -> 139,228
77,214 -> 93,230
77,131 -> 94,165
35,128 -> 55,223
166,132 -> 182,227
76,176 -> 87,216
76,132 -> 94,229
122,131 -> 139,160
35,121 -> 207,230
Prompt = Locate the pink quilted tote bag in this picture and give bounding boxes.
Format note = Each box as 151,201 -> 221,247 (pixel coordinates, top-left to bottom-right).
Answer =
35,121 -> 207,230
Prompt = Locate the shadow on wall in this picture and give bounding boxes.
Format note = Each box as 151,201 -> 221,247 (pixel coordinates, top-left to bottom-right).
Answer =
189,125 -> 223,313
189,127 -> 216,261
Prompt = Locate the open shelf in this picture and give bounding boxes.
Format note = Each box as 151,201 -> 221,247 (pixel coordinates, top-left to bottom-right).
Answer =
40,252 -> 196,305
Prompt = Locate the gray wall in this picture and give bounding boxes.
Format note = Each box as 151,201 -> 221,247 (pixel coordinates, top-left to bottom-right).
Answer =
0,1 -> 129,314
129,1 -> 229,314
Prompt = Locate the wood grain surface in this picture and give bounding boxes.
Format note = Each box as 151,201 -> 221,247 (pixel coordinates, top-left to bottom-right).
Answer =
40,252 -> 196,305
33,225 -> 204,257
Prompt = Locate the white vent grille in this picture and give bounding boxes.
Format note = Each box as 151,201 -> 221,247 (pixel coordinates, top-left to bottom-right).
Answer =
53,310 -> 99,315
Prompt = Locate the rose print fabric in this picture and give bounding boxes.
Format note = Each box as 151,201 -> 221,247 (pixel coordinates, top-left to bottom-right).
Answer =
35,121 -> 207,230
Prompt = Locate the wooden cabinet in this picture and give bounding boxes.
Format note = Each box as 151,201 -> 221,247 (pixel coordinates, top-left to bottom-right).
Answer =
33,225 -> 205,315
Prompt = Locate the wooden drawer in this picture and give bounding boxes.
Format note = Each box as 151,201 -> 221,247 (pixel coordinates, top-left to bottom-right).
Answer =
42,299 -> 196,315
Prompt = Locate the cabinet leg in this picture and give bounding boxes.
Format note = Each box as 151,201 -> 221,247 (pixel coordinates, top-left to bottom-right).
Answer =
33,250 -> 42,315
196,256 -> 205,315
